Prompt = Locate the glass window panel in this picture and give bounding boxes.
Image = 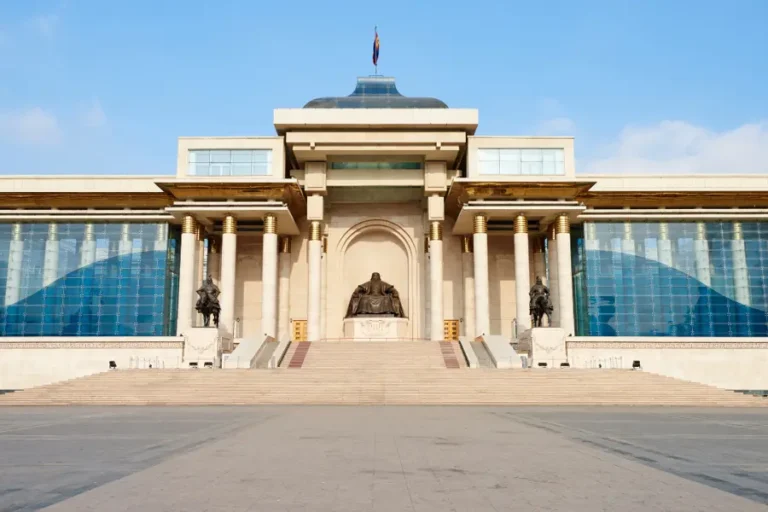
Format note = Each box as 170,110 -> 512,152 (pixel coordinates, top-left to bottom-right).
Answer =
479,159 -> 499,175
188,150 -> 209,164
478,149 -> 499,162
209,150 -> 231,163
231,150 -> 253,163
521,161 -> 543,175
251,162 -> 270,175
252,150 -> 271,163
499,149 -> 520,162
499,160 -> 521,175
231,163 -> 252,176
521,149 -> 543,161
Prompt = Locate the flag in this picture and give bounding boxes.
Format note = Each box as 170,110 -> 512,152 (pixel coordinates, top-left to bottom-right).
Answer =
372,28 -> 380,66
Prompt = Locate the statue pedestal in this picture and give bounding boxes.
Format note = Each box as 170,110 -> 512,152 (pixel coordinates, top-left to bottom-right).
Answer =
518,328 -> 567,368
343,317 -> 409,340
183,327 -> 221,366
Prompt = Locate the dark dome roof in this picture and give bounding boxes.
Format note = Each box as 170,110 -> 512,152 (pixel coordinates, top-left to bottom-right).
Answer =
303,76 -> 448,109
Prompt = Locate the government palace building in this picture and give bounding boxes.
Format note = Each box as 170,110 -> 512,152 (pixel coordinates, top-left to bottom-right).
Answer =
2,76 -> 768,395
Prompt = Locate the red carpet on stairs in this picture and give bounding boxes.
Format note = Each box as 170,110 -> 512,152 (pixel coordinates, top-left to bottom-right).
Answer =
440,342 -> 460,368
288,342 -> 311,368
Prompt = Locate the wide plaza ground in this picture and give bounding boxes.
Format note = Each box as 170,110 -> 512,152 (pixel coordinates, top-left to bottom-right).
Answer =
1,406 -> 767,511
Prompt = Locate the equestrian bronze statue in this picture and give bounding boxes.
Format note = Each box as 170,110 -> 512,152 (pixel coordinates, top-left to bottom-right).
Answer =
195,275 -> 221,328
345,272 -> 406,318
529,276 -> 553,328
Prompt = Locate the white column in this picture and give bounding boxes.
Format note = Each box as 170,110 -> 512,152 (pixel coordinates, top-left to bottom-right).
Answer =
547,225 -> 560,327
694,221 -> 711,286
219,215 -> 237,336
532,237 -> 546,284
556,215 -> 575,336
320,235 -> 328,339
153,223 -> 168,255
473,214 -> 490,338
732,222 -> 750,307
119,223 -> 132,256
261,214 -> 279,340
4,223 -> 24,307
429,221 -> 444,341
461,236 -> 475,338
176,215 -> 198,335
43,223 -> 59,287
278,236 -> 292,342
307,221 -> 323,342
513,214 -> 530,335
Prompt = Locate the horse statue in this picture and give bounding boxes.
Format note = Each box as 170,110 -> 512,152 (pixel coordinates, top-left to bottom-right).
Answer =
195,275 -> 221,328
529,276 -> 553,328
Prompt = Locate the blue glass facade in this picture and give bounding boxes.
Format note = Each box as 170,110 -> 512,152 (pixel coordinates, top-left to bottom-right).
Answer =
0,222 -> 180,336
573,221 -> 768,337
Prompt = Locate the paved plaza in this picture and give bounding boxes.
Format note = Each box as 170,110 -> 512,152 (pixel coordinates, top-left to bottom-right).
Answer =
1,406 -> 767,511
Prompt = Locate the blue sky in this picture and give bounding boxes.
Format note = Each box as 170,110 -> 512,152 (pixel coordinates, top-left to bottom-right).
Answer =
1,0 -> 766,175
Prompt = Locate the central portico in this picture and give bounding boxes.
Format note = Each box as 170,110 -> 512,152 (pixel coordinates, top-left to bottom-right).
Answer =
166,76 -> 578,345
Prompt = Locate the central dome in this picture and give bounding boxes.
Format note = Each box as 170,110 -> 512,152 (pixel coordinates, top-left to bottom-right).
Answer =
303,76 -> 448,109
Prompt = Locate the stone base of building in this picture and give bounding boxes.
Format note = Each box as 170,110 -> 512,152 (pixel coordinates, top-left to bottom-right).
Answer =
343,317 -> 409,340
519,327 -> 567,367
182,327 -> 220,366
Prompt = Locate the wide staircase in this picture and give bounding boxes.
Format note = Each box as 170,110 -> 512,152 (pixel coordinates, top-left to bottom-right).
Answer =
0,341 -> 765,406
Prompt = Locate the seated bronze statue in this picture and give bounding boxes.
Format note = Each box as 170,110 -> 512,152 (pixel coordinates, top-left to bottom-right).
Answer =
345,272 -> 405,318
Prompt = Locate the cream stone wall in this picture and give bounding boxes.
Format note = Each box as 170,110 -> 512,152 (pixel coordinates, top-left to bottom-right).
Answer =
488,235 -> 517,338
442,220 -> 464,325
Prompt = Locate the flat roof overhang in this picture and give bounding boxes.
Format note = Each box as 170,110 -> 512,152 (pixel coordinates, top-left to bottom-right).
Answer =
581,191 -> 768,208
274,108 -> 479,135
0,192 -> 171,209
165,201 -> 300,235
154,179 -> 306,219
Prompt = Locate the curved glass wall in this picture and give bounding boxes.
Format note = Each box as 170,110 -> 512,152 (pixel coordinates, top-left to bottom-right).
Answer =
573,221 -> 768,337
0,222 -> 180,336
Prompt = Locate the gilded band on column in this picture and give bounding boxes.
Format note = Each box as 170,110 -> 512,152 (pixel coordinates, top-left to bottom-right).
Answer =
461,235 -> 473,253
12,222 -> 22,242
513,214 -> 527,234
222,215 -> 237,234
623,222 -> 632,241
280,236 -> 292,253
182,215 -> 197,234
659,222 -> 669,241
733,221 -> 743,240
696,221 -> 706,241
473,214 -> 488,234
555,214 -> 570,235
309,221 -> 322,241
263,214 -> 277,234
429,221 -> 442,241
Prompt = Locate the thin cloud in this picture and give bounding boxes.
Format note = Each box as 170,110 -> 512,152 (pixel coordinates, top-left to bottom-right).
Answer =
584,121 -> 768,174
0,107 -> 61,145
536,117 -> 575,136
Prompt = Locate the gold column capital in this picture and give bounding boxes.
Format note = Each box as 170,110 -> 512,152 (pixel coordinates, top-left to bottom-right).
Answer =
696,221 -> 707,241
309,221 -> 322,241
555,214 -> 570,235
659,222 -> 669,241
263,214 -> 277,235
47,223 -> 58,241
733,221 -> 743,241
12,222 -> 23,242
280,236 -> 292,253
513,214 -> 528,234
222,215 -> 237,235
473,214 -> 488,234
461,235 -> 473,253
182,214 -> 196,234
429,221 -> 443,241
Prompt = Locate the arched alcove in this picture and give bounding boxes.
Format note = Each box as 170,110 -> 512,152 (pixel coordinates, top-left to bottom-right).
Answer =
336,219 -> 420,337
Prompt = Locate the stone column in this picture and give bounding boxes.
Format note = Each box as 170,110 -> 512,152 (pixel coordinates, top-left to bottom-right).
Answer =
732,222 -> 750,307
473,214 -> 490,338
514,214 -> 530,335
119,223 -> 132,257
694,222 -> 711,286
547,224 -> 560,327
219,215 -> 238,336
154,224 -> 168,254
429,221 -> 444,341
261,214 -> 279,339
556,215 -> 575,336
176,215 -> 198,335
307,221 -> 323,342
43,223 -> 59,287
461,236 -> 475,338
79,223 -> 97,270
532,236 -> 546,284
195,224 -> 206,285
320,235 -> 328,339
4,223 -> 24,308
278,236 -> 292,342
